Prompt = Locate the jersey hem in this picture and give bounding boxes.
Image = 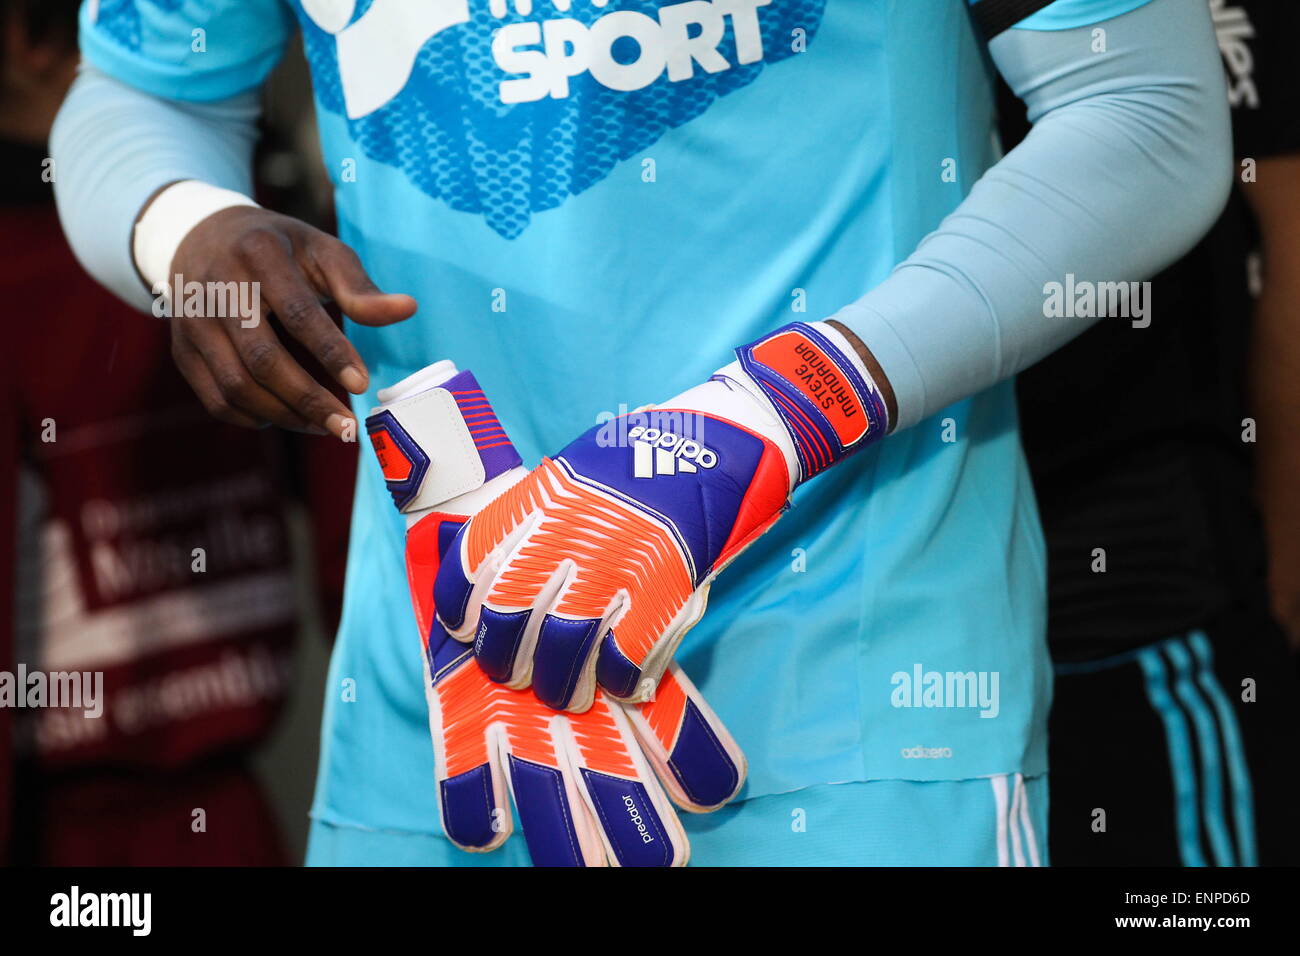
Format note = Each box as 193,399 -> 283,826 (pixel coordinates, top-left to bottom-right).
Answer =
309,759 -> 1051,837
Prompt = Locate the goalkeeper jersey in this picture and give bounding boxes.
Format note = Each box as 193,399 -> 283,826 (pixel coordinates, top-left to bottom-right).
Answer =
80,0 -> 1150,833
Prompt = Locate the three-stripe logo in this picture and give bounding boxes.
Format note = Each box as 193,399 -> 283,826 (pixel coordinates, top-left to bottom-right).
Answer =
627,425 -> 718,480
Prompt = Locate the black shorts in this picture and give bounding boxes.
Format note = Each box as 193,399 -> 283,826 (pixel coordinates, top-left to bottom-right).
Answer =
1047,604 -> 1299,866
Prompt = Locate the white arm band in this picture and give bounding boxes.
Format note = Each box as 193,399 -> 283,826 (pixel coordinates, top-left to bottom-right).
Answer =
132,180 -> 259,304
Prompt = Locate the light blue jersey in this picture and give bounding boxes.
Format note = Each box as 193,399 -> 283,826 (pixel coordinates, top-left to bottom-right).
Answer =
308,775 -> 1050,866
80,0 -> 1149,840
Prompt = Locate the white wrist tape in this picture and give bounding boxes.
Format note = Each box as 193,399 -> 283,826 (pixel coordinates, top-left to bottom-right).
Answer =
133,180 -> 259,301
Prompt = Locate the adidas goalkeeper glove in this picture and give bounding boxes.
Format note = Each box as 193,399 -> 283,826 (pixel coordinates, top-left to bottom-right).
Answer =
433,321 -> 889,712
366,361 -> 746,866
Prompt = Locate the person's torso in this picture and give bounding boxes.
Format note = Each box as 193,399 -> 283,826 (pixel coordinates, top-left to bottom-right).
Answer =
284,0 -> 1053,830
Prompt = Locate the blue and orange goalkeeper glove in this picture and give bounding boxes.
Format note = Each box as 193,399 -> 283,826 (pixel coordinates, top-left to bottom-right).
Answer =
366,361 -> 746,866
432,322 -> 891,713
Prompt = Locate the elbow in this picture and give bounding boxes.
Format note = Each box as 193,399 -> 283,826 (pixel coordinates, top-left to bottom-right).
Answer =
48,76 -> 102,289
1160,56 -> 1236,261
48,76 -> 80,217
1125,89 -> 1234,273
1183,108 -> 1235,250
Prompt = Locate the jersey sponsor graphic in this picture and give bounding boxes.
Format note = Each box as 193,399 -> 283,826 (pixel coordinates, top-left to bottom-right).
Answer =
301,0 -> 472,118
289,0 -> 826,237
300,0 -> 775,115
93,0 -> 823,237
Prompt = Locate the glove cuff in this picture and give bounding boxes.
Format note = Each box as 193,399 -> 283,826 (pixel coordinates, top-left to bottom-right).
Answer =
732,321 -> 889,483
366,363 -> 522,515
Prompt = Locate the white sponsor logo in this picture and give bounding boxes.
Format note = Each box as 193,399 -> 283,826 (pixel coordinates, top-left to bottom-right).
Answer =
628,426 -> 717,478
300,0 -> 772,118
301,0 -> 471,118
495,0 -> 771,104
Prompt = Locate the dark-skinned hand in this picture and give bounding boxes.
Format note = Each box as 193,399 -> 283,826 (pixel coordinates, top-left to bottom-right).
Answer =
163,204 -> 416,439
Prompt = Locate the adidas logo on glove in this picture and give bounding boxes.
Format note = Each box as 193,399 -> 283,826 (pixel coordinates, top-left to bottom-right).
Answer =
628,425 -> 718,479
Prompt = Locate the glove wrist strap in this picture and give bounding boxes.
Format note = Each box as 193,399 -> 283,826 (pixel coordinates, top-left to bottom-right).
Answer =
732,321 -> 889,484
366,365 -> 522,514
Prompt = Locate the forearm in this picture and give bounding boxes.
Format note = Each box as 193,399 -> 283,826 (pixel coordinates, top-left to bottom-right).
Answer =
831,0 -> 1232,429
1251,284 -> 1300,639
49,65 -> 261,311
1245,156 -> 1300,642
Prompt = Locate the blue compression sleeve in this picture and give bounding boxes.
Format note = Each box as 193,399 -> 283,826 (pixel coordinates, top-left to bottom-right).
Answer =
49,64 -> 261,312
832,0 -> 1232,429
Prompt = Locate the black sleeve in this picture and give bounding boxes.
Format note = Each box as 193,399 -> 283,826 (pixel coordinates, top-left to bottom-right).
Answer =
1219,0 -> 1300,158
